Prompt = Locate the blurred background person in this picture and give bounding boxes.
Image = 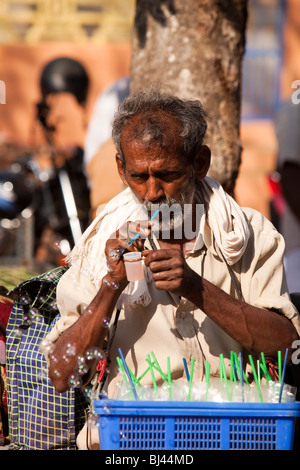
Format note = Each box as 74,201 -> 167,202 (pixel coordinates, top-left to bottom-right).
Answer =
84,77 -> 130,218
0,57 -> 91,269
275,96 -> 300,294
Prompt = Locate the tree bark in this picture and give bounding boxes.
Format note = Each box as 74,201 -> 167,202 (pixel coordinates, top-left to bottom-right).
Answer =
130,0 -> 248,195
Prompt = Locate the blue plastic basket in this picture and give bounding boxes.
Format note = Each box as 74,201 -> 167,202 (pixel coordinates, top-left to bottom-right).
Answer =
94,399 -> 300,450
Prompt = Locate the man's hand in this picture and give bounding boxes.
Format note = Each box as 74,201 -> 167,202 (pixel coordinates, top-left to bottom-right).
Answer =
105,220 -> 151,288
143,248 -> 199,297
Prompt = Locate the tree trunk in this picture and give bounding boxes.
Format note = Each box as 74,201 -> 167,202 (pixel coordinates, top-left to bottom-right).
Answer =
130,0 -> 248,195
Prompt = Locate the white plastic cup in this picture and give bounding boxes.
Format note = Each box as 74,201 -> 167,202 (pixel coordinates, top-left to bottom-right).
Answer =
123,252 -> 144,281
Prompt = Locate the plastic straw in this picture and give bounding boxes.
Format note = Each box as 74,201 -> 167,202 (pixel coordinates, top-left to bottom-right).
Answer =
230,351 -> 239,382
183,358 -> 190,381
239,352 -> 244,402
128,209 -> 160,245
278,350 -> 282,383
146,354 -> 159,395
167,356 -> 173,400
257,359 -> 261,384
151,352 -> 168,382
230,351 -> 234,381
230,351 -> 238,382
118,348 -> 139,400
219,354 -> 231,401
187,358 -> 195,401
279,348 -> 289,403
137,365 -> 151,383
233,352 -> 250,385
205,360 -> 210,401
248,355 -> 263,402
260,352 -> 272,381
116,357 -> 135,400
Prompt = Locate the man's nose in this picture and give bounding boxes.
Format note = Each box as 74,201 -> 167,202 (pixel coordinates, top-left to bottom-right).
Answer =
145,176 -> 164,202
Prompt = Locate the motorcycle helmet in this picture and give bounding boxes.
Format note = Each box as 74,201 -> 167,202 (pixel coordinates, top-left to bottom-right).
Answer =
40,57 -> 89,106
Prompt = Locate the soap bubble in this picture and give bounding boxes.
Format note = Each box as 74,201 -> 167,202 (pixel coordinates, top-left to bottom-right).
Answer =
87,410 -> 99,427
85,347 -> 103,362
82,385 -> 93,400
102,318 -> 110,328
77,355 -> 86,366
39,337 -> 54,354
20,294 -> 30,305
66,343 -> 76,356
22,314 -> 32,327
29,307 -> 39,318
38,365 -> 48,380
68,373 -> 82,388
48,300 -> 58,311
62,354 -> 70,363
49,351 -> 58,363
13,327 -> 23,338
84,307 -> 93,315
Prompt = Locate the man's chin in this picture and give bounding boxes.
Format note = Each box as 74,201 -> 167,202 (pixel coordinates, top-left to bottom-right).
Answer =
150,219 -> 185,240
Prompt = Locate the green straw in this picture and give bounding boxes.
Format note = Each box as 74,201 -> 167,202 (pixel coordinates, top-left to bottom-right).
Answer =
116,357 -> 135,400
257,359 -> 261,384
167,356 -> 173,400
232,352 -> 249,385
278,350 -> 282,383
146,354 -> 159,395
219,354 -> 231,401
260,352 -> 272,381
248,355 -> 263,402
238,352 -> 244,402
117,349 -> 139,400
187,358 -> 195,401
151,352 -> 168,382
137,365 -> 151,383
230,351 -> 237,382
279,348 -> 289,403
220,357 -> 223,383
205,360 -> 210,401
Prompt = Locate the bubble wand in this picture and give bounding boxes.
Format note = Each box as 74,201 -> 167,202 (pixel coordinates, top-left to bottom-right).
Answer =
127,209 -> 160,246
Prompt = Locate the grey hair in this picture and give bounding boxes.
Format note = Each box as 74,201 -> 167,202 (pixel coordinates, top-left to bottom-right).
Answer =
112,87 -> 208,164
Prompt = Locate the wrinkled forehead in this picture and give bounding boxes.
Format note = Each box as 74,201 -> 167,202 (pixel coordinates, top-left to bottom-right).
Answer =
120,110 -> 183,151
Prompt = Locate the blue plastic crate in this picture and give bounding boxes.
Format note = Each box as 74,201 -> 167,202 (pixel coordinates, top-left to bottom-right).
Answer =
94,399 -> 300,450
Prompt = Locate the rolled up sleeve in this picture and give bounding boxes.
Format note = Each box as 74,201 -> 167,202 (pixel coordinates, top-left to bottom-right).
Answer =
241,208 -> 300,336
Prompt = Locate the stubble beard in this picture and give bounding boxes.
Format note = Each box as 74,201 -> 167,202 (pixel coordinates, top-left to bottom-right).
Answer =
130,177 -> 196,239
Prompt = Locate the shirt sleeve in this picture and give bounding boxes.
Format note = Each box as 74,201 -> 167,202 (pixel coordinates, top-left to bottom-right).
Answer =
240,208 -> 300,336
45,264 -> 98,344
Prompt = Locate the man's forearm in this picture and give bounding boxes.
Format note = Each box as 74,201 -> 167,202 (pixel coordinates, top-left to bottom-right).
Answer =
48,280 -> 122,393
187,271 -> 298,360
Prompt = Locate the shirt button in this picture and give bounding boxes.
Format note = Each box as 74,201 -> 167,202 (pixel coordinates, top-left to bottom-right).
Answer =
180,311 -> 186,319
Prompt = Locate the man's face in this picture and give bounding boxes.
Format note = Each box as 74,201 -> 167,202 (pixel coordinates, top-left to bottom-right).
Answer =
117,117 -> 195,209
116,115 -> 198,236
44,92 -> 86,150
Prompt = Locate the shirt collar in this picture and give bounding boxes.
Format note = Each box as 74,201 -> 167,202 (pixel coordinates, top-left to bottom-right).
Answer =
144,203 -> 207,255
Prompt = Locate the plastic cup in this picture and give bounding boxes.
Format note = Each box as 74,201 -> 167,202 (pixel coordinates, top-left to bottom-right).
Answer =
123,252 -> 144,281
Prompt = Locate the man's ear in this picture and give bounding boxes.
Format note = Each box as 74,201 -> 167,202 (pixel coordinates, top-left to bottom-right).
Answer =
116,153 -> 128,187
194,145 -> 211,181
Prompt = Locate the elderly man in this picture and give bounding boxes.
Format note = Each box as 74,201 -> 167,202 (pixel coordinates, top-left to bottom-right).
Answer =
46,89 -> 300,445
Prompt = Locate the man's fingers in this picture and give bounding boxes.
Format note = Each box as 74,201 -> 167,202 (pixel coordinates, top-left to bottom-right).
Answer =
147,259 -> 172,273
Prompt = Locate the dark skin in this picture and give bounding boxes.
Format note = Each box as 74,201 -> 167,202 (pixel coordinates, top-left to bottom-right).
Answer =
49,115 -> 298,393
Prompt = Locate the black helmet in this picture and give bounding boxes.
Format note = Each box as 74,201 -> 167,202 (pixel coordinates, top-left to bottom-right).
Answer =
40,57 -> 89,106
